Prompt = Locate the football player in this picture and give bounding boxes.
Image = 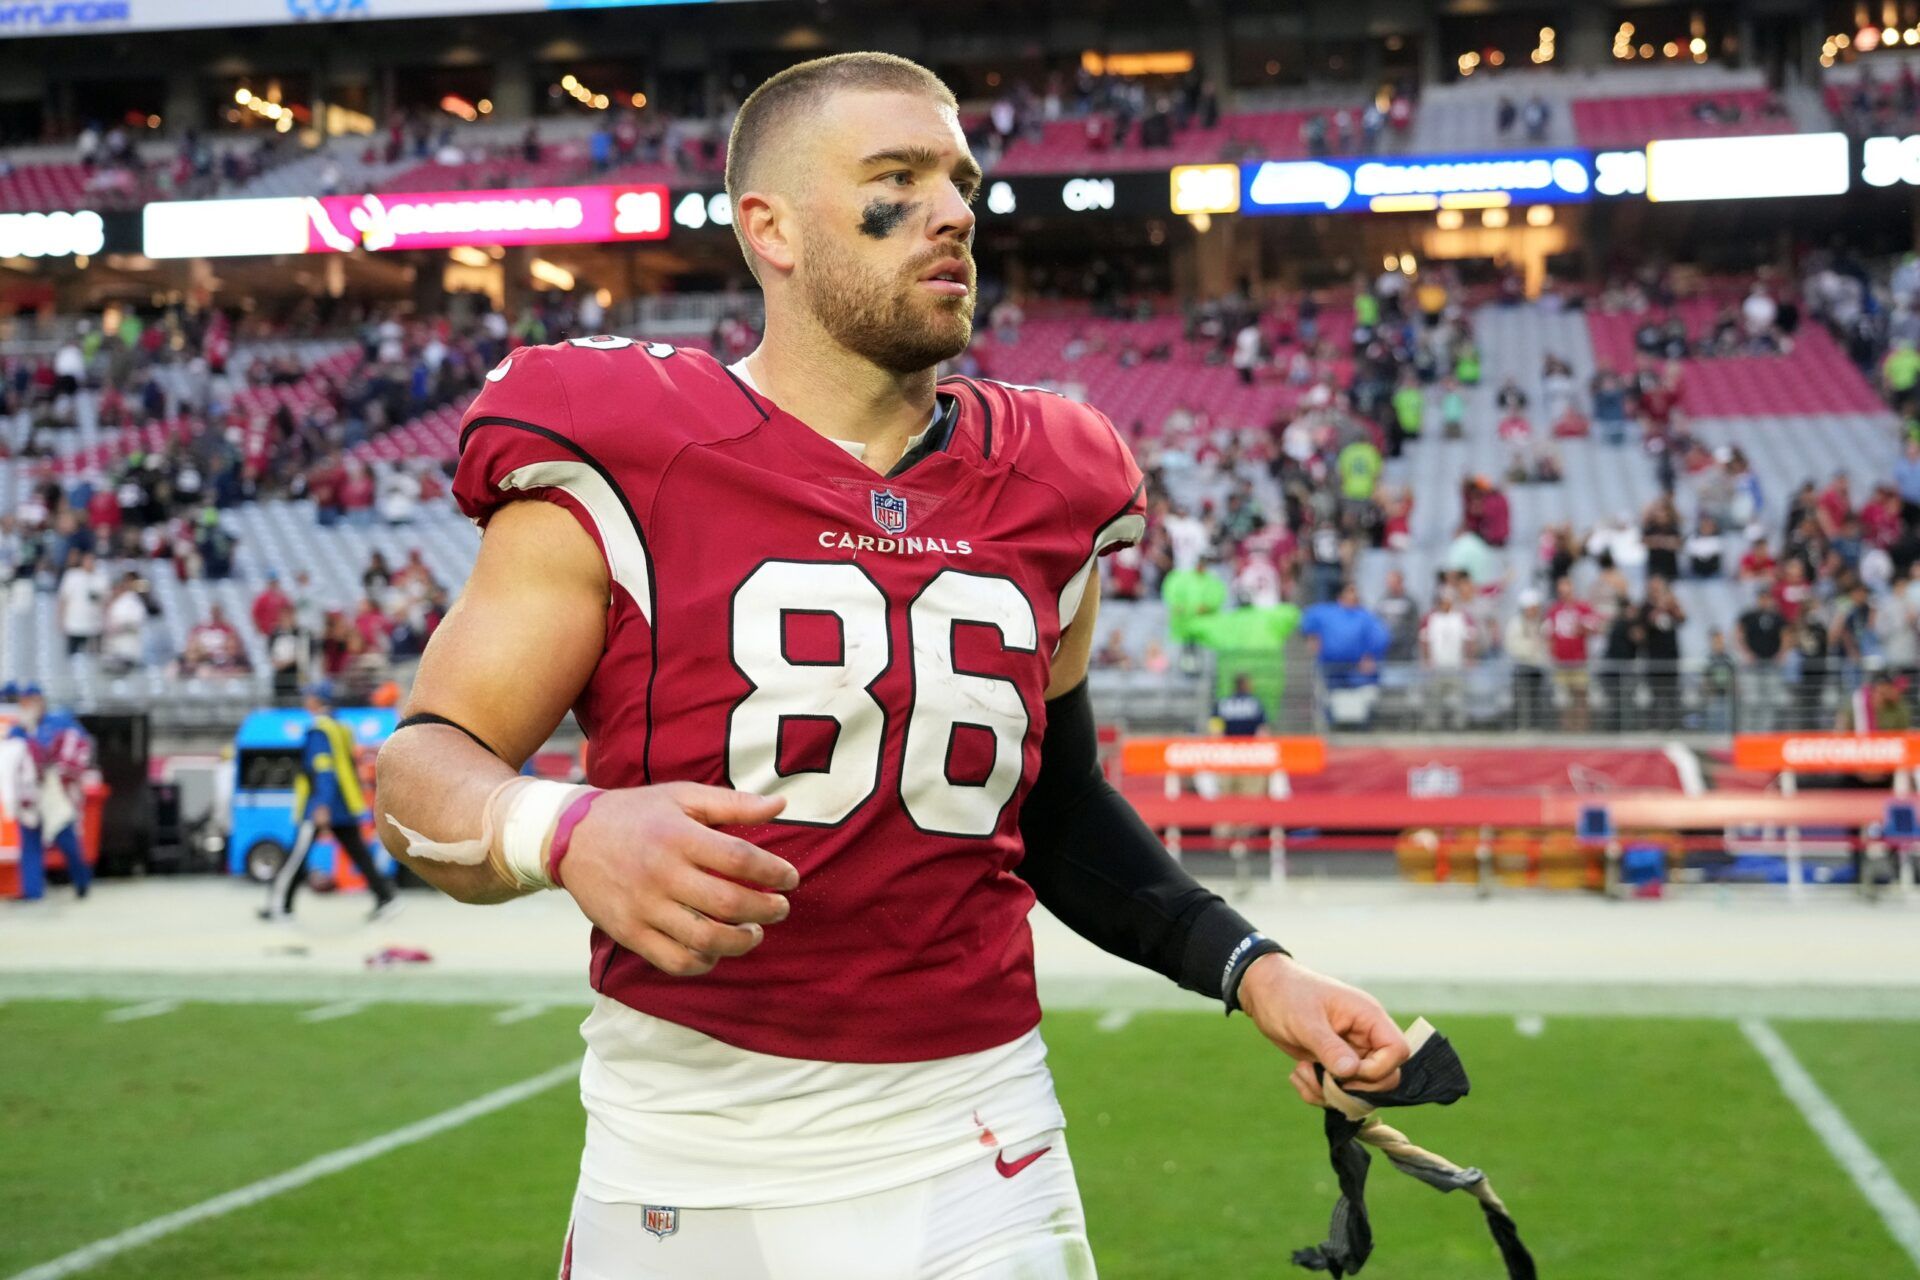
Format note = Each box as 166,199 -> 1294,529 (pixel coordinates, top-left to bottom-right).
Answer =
376,52 -> 1408,1280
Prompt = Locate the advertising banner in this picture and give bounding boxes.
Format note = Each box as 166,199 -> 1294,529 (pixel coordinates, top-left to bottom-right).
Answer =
0,0 -> 723,39
1239,149 -> 1595,216
143,183 -> 668,257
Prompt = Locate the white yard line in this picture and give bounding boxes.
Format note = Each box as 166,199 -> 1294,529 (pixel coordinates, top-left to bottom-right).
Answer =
1095,1009 -> 1134,1033
1740,1018 -> 1920,1272
298,1000 -> 368,1024
102,1000 -> 179,1024
3,1059 -> 581,1280
493,1002 -> 551,1025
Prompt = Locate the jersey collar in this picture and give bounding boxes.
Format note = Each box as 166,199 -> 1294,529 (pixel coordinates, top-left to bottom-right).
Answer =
727,359 -> 956,480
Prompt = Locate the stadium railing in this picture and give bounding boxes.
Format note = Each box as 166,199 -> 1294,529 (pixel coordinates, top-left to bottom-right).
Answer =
616,292 -> 765,337
1273,657 -> 1884,737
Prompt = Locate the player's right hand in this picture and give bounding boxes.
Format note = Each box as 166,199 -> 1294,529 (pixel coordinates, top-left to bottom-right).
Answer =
560,782 -> 797,977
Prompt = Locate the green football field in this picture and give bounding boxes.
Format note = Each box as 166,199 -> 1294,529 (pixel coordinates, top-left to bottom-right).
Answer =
3,999 -> 1916,1280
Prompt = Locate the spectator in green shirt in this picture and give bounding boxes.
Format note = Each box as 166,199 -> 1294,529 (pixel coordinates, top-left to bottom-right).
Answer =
1162,560 -> 1229,647
1390,373 -> 1425,449
1354,289 -> 1380,329
1454,338 -> 1482,385
1188,601 -> 1302,707
1884,339 -> 1920,416
1338,438 -> 1383,502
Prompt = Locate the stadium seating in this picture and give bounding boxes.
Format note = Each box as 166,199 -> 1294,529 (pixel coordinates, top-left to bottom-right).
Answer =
222,144 -> 423,200
1583,302 -> 1885,416
1356,301 -> 1899,663
4,278 -> 1903,722
987,111 -> 1352,175
379,144 -> 594,193
1570,89 -> 1783,148
969,309 -> 1355,440
0,161 -> 147,213
35,344 -> 364,480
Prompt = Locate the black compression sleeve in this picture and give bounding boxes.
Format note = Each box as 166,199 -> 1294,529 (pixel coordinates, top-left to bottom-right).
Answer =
393,712 -> 504,760
1016,680 -> 1286,1005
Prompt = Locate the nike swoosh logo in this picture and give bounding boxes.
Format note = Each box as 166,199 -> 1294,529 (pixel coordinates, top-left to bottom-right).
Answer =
994,1145 -> 1051,1179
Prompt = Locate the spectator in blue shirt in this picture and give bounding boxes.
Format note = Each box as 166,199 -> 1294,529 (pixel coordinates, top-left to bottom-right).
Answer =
1300,583 -> 1391,689
1210,674 -> 1268,737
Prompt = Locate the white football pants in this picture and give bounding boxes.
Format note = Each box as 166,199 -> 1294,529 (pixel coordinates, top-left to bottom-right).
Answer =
560,1131 -> 1094,1280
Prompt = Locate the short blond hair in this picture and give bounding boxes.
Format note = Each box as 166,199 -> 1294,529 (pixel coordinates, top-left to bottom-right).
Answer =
725,52 -> 957,274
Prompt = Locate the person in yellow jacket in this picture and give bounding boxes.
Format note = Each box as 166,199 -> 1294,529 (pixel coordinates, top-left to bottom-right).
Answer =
262,683 -> 400,922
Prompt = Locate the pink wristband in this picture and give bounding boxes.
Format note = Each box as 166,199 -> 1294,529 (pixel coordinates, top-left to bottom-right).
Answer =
546,789 -> 606,889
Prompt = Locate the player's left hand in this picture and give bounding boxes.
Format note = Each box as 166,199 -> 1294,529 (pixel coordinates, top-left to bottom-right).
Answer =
1235,953 -> 1409,1105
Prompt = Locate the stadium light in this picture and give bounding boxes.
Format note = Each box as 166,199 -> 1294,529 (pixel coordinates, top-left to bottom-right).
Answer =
1438,190 -> 1511,209
529,257 -> 574,290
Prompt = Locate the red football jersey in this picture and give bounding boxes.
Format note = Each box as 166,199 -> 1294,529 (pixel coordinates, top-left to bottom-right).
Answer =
454,339 -> 1145,1063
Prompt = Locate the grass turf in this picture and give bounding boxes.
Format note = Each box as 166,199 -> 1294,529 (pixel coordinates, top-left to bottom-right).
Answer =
1,1003 -> 1913,1279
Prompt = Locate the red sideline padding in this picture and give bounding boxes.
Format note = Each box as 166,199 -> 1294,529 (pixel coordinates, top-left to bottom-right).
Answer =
1285,746 -> 1681,794
1116,744 -> 1686,798
1126,791 -> 1894,832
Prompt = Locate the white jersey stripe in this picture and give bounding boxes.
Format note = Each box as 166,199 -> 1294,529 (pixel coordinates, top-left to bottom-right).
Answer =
499,461 -> 654,623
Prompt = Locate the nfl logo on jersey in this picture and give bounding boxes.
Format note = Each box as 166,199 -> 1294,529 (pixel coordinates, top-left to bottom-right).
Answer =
870,489 -> 909,535
642,1206 -> 679,1240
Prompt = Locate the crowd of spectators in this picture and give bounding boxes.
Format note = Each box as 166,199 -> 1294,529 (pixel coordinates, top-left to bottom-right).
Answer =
1830,62 -> 1920,137
972,70 -> 1222,167
0,115 -> 301,205
1494,94 -> 1555,143
1075,264 -> 1505,617
968,69 -> 1413,168
369,105 -> 729,191
1069,254 -> 1920,735
0,290 -> 634,692
243,550 -> 450,699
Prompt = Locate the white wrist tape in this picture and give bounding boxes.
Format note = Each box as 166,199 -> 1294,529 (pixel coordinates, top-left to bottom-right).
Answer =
498,778 -> 588,891
388,775 -> 585,892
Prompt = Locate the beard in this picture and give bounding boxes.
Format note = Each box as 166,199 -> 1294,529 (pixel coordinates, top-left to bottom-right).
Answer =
800,233 -> 974,375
